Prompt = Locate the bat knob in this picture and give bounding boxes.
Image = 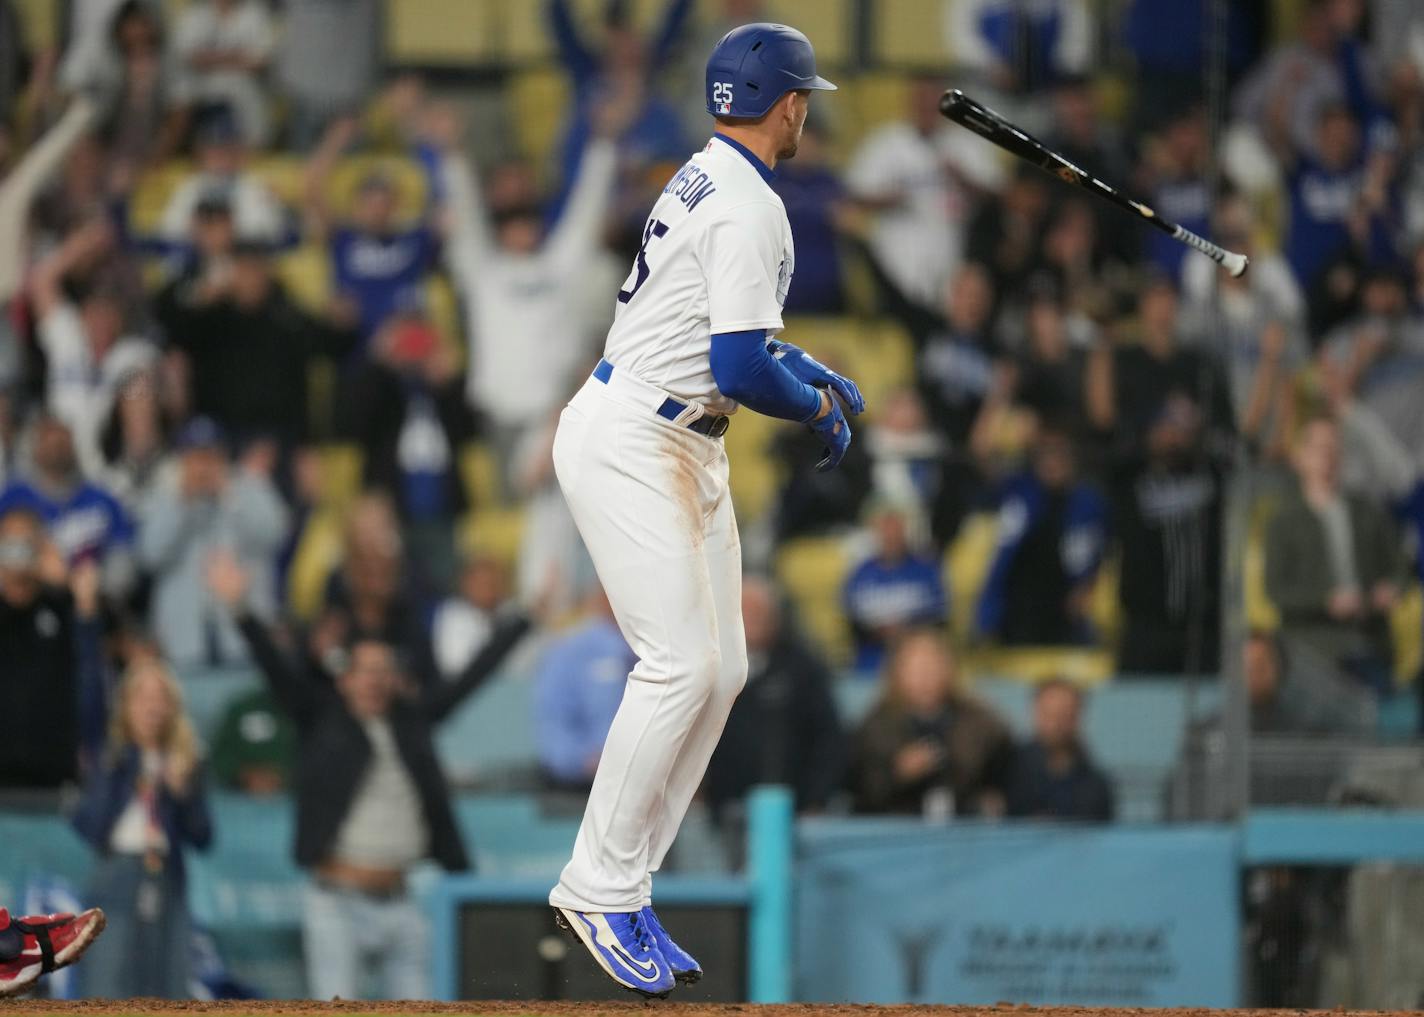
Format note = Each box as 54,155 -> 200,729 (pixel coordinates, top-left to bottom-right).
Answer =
1221,252 -> 1249,278
939,89 -> 965,117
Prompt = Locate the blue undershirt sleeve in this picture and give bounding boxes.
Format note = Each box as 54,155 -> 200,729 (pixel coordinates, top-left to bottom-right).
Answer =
709,329 -> 824,423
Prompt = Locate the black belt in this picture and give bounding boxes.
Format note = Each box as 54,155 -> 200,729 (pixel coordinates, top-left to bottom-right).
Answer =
593,359 -> 730,438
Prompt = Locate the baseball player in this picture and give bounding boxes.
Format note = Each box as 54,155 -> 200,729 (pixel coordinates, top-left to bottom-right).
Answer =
549,23 -> 864,997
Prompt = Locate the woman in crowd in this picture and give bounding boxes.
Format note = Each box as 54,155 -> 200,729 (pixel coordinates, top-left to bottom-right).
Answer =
73,658 -> 212,999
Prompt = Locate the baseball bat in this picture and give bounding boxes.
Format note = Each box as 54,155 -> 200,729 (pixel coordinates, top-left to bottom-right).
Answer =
940,89 -> 1249,278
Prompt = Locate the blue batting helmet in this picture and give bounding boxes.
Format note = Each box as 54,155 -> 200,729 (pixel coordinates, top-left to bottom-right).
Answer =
705,23 -> 837,119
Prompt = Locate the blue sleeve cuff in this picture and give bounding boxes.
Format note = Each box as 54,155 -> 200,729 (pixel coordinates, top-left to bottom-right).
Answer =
709,329 -> 823,423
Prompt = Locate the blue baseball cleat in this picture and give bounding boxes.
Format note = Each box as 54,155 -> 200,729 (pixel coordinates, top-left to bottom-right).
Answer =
641,906 -> 701,984
553,907 -> 676,997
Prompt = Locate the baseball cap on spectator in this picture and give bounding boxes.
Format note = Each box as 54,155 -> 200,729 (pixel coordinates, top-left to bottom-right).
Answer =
194,189 -> 234,219
195,111 -> 242,149
175,415 -> 227,452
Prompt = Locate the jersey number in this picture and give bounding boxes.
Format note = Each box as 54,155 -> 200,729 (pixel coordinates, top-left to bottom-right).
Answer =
617,218 -> 670,304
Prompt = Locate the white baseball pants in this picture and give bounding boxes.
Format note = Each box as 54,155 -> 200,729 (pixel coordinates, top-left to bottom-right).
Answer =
548,369 -> 747,912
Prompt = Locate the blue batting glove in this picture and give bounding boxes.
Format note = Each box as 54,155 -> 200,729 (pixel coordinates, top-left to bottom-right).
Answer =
769,340 -> 866,415
807,394 -> 852,472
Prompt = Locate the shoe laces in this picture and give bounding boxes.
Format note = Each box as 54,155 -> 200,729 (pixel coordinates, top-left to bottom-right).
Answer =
627,911 -> 654,955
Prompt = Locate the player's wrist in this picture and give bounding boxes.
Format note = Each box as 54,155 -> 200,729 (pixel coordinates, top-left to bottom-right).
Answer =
812,389 -> 832,421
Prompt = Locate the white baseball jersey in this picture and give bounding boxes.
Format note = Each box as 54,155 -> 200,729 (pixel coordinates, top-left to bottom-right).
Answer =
601,134 -> 795,414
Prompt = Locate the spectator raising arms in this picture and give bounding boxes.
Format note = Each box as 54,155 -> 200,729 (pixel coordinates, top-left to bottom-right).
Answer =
72,659 -> 212,1000
850,630 -> 1012,818
439,100 -> 623,481
207,551 -> 531,1002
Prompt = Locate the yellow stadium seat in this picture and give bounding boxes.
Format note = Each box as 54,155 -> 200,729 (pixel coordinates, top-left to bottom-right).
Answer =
962,646 -> 1114,686
248,156 -> 305,208
1089,552 -> 1121,645
1244,495 -> 1283,632
423,275 -> 463,357
459,507 -> 526,566
873,0 -> 952,68
286,507 -> 346,622
12,0 -> 58,50
776,535 -> 853,666
945,511 -> 998,642
764,0 -> 851,67
274,244 -> 332,313
1392,584 -> 1423,686
318,444 -> 364,507
510,69 -> 573,172
458,441 -> 503,510
129,163 -> 194,237
834,72 -> 911,161
724,410 -> 784,523
385,0 -> 499,65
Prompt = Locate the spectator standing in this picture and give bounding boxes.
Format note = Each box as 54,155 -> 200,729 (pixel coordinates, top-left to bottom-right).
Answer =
207,553 -> 530,1002
342,312 -> 476,588
59,0 -> 188,172
0,511 -> 102,790
303,115 -> 443,348
534,588 -> 632,791
1264,416 -> 1405,692
158,240 -> 359,451
73,659 -> 212,999
849,630 -> 1012,817
704,576 -> 844,822
976,426 -> 1107,646
172,0 -> 274,147
546,0 -> 692,240
863,387 -> 955,545
846,76 -> 1004,308
27,219 -> 157,465
1285,104 -> 1395,295
441,106 -> 621,479
843,501 -> 948,675
1005,679 -> 1115,821
1138,107 -> 1213,282
1107,393 -> 1226,675
137,419 -> 289,669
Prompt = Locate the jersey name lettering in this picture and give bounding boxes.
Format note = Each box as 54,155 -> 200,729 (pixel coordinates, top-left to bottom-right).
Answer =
662,163 -> 718,212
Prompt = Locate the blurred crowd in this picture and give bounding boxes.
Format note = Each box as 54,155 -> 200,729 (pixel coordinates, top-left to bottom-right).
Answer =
1,0 -> 1423,1001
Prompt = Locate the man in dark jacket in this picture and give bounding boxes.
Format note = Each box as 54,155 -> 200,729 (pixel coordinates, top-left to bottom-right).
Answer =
1005,679 -> 1115,821
704,576 -> 844,824
158,240 -> 358,450
207,551 -> 530,1001
0,507 -> 97,789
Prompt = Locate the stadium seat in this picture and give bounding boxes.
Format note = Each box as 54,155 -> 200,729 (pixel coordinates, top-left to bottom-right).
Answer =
872,0 -> 952,68
460,506 -> 526,565
11,0 -> 57,50
128,162 -> 194,236
723,409 -> 783,522
944,511 -> 998,642
248,156 -> 305,208
963,646 -> 1114,686
776,535 -> 853,666
509,68 -> 573,173
458,440 -> 503,510
1392,585 -> 1423,685
384,0 -> 499,66
274,243 -> 332,312
764,0 -> 852,67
